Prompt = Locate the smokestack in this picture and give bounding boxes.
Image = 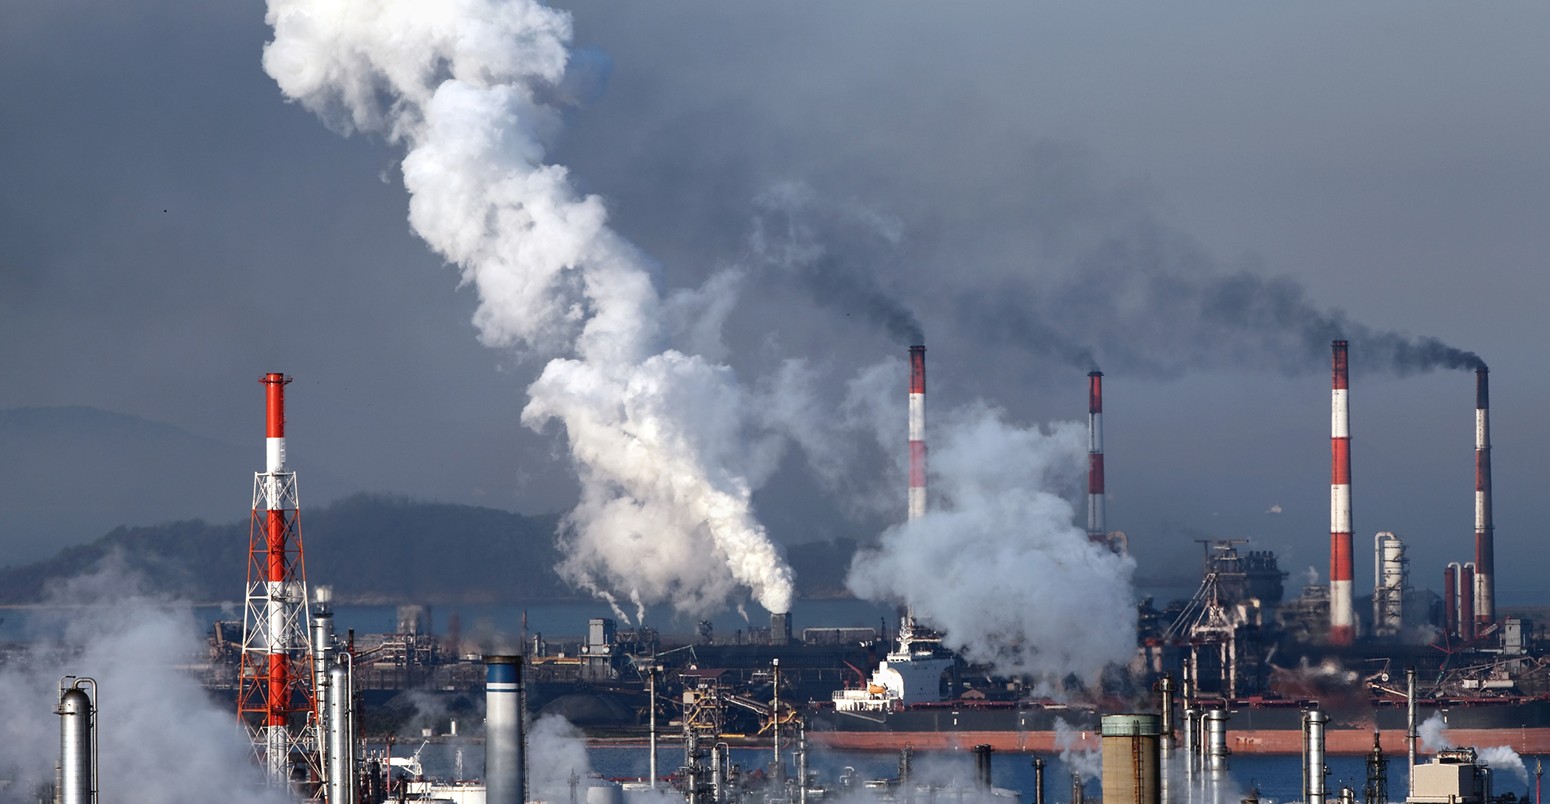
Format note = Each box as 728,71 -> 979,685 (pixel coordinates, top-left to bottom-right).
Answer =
909,345 -> 927,522
57,677 -> 97,804
1460,563 -> 1476,642
1330,340 -> 1355,645
1303,708 -> 1329,804
485,655 -> 526,804
905,344 -> 926,632
238,372 -> 314,785
1475,367 -> 1494,627
1443,562 -> 1459,638
1088,371 -> 1106,545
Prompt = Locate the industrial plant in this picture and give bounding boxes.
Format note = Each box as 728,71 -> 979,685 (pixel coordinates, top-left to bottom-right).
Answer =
37,338 -> 1550,804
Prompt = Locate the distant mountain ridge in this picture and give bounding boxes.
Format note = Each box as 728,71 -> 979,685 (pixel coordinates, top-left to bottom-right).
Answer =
0,404 -> 355,564
0,493 -> 862,605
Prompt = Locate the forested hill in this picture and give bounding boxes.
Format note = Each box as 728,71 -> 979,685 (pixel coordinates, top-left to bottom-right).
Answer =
0,494 -> 861,605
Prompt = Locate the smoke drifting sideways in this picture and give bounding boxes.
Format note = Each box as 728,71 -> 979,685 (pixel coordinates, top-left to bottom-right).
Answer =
262,0 -> 794,621
847,400 -> 1137,686
749,182 -> 925,346
0,556 -> 291,804
970,217 -> 1484,378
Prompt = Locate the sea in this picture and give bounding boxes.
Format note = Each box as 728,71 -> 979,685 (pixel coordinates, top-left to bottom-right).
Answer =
370,739 -> 1547,804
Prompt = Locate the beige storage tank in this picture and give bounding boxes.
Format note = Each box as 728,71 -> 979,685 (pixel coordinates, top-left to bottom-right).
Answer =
1102,713 -> 1162,804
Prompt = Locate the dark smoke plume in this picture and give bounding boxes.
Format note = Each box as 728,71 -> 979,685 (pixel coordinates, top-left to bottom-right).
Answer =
750,182 -> 925,345
974,222 -> 1482,377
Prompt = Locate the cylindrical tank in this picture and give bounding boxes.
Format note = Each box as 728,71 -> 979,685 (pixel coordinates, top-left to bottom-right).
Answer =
1182,707 -> 1200,778
485,655 -> 525,804
327,663 -> 355,804
1205,708 -> 1231,804
1102,714 -> 1161,804
58,679 -> 96,804
586,783 -> 625,804
1303,709 -> 1329,804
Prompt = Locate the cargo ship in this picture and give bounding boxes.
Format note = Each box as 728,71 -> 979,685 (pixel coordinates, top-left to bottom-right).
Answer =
805,553 -> 1550,757
806,692 -> 1550,755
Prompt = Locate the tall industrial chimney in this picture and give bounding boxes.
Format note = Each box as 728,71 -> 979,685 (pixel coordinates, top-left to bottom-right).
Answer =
909,345 -> 927,522
237,373 -> 315,784
1330,341 -> 1355,645
1474,367 -> 1494,627
1088,371 -> 1106,545
485,655 -> 526,804
904,344 -> 927,634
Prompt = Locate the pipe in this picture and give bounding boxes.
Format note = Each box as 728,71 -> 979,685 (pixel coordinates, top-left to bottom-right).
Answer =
798,721 -> 809,804
58,677 -> 97,804
1304,709 -> 1329,804
1461,563 -> 1477,642
972,744 -> 993,790
327,660 -> 356,804
312,588 -> 336,782
1475,367 -> 1495,626
649,665 -> 659,790
1159,675 -> 1175,804
1088,370 -> 1107,546
1444,562 -> 1460,638
1183,707 -> 1200,780
1033,757 -> 1046,804
1330,341 -> 1355,645
485,655 -> 525,804
1407,667 -> 1418,794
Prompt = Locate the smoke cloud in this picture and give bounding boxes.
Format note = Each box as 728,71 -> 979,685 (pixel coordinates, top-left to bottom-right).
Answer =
750,182 -> 925,346
1417,713 -> 1530,787
262,0 -> 795,619
846,399 -> 1137,684
0,555 -> 290,803
963,183 -> 1483,377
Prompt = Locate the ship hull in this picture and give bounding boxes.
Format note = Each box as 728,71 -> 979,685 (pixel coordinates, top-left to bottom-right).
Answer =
807,698 -> 1550,755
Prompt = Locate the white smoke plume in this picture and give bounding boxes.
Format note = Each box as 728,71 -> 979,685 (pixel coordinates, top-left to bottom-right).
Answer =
525,713 -> 592,803
0,556 -> 290,804
1052,717 -> 1102,781
1418,712 -> 1453,751
1477,745 -> 1531,788
262,0 -> 795,619
847,398 -> 1137,684
1418,713 -> 1530,787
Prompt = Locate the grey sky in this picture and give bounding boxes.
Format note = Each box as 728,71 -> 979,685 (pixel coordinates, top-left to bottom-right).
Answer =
3,1 -> 1548,605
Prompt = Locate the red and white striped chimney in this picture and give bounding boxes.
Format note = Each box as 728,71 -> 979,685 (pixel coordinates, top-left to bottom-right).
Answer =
1474,367 -> 1494,627
1087,371 -> 1106,545
1329,340 -> 1355,645
909,345 -> 927,523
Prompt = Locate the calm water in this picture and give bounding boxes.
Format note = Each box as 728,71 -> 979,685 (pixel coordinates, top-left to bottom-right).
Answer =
373,740 -> 1549,804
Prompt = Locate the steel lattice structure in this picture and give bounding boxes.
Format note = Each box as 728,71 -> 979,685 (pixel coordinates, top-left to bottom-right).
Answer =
237,373 -> 318,788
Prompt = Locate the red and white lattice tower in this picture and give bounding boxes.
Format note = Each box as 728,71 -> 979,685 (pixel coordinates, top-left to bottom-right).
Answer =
1329,341 -> 1355,645
1087,370 -> 1106,545
238,373 -> 317,785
